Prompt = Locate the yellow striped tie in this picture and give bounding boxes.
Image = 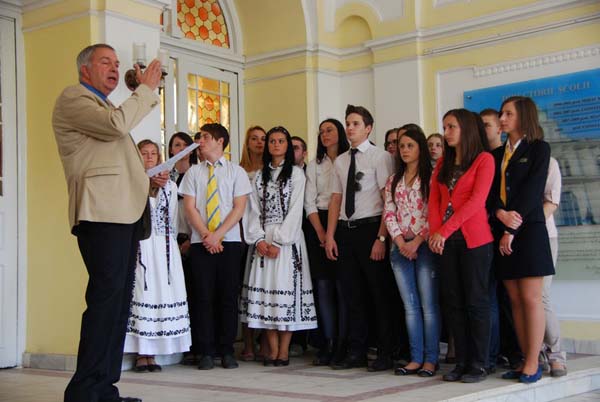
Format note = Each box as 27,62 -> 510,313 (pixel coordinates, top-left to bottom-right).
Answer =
206,164 -> 221,232
500,146 -> 514,206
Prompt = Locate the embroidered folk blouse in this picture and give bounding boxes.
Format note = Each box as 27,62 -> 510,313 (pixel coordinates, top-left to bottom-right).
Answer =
384,174 -> 429,240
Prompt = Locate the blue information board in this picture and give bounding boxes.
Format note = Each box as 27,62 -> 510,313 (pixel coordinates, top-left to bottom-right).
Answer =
464,68 -> 600,279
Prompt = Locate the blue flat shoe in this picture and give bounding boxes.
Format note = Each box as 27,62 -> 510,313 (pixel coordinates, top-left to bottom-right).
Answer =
501,370 -> 522,380
519,366 -> 543,384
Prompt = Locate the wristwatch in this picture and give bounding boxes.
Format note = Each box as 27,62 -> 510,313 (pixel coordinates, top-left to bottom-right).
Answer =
378,235 -> 386,243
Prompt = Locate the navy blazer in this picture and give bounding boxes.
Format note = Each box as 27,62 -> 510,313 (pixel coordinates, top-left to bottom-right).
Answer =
487,139 -> 550,236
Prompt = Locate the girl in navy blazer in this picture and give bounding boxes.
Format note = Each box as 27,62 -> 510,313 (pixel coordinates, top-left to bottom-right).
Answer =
488,96 -> 554,384
428,109 -> 495,383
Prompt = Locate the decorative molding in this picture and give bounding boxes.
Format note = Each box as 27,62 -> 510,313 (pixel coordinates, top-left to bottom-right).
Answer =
160,33 -> 244,71
473,45 -> 600,78
131,0 -> 170,9
365,0 -> 596,52
245,0 -> 596,70
422,13 -> 600,57
244,66 -> 373,85
433,0 -> 470,8
244,44 -> 370,69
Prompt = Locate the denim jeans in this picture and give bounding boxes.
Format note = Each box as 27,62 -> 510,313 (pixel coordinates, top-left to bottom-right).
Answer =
390,243 -> 440,364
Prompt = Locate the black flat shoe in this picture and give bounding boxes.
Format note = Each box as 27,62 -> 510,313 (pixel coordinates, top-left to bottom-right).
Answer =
395,365 -> 422,376
331,355 -> 368,370
263,358 -> 276,367
147,364 -> 162,372
274,359 -> 290,366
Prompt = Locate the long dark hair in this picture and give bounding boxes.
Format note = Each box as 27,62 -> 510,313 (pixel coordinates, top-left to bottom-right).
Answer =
316,118 -> 349,164
168,131 -> 197,164
390,127 -> 431,201
261,126 -> 295,186
472,112 -> 491,152
437,109 -> 484,186
500,96 -> 544,142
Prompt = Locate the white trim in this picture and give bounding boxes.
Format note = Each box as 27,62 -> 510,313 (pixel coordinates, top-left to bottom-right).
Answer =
365,0 -> 594,51
433,0 -> 470,7
474,44 -> 600,77
219,0 -> 243,55
422,12 -> 600,56
160,34 -> 244,71
302,0 -> 318,48
131,0 -> 169,9
245,45 -> 370,69
244,66 -> 373,84
15,9 -> 27,369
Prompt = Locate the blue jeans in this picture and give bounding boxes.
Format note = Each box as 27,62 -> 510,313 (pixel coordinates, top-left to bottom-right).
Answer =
390,243 -> 440,364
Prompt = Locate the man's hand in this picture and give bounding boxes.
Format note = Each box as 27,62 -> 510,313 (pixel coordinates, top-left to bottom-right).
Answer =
370,239 -> 386,261
202,232 -> 220,250
150,171 -> 168,188
136,59 -> 162,91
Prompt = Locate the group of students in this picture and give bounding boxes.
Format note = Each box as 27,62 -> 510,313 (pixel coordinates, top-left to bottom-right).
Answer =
123,96 -> 565,385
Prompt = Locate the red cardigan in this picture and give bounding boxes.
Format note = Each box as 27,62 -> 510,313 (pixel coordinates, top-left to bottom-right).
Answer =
428,152 -> 494,249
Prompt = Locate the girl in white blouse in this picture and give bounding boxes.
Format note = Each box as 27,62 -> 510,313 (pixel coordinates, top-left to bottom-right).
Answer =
304,118 -> 350,365
240,126 -> 317,366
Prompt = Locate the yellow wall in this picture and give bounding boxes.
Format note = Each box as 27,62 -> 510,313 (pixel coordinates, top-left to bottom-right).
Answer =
245,73 -> 308,138
25,16 -> 94,355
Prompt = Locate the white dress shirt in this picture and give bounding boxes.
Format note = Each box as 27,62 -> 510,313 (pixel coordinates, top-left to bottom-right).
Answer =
179,156 -> 252,243
332,139 -> 395,220
544,157 -> 561,239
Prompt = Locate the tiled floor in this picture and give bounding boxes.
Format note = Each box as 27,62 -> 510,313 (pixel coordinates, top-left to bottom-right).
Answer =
1,353 -> 599,402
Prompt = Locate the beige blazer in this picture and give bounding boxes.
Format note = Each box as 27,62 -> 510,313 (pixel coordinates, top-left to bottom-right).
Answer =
52,83 -> 160,233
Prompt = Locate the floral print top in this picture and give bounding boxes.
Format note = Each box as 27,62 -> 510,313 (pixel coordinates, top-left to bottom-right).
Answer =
384,173 -> 429,240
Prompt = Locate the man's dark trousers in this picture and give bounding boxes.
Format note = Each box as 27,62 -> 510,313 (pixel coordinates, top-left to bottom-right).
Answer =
64,220 -> 141,402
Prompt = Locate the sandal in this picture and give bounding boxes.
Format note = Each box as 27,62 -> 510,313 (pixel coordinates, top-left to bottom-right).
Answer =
134,356 -> 148,373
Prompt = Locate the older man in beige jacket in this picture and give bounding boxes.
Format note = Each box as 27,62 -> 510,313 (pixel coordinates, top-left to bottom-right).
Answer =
53,43 -> 162,402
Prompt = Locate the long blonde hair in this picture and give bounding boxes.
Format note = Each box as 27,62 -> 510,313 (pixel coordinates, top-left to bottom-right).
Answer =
239,125 -> 266,173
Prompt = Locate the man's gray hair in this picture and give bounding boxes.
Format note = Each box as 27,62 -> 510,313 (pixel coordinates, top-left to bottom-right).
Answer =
76,43 -> 115,79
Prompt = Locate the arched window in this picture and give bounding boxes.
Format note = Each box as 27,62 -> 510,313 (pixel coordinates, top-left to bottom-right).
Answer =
177,0 -> 230,48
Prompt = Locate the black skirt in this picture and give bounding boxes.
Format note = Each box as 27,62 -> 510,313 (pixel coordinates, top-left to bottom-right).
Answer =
494,222 -> 555,280
305,209 -> 338,280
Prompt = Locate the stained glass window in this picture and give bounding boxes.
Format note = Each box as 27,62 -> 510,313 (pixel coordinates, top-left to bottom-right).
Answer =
177,0 -> 230,48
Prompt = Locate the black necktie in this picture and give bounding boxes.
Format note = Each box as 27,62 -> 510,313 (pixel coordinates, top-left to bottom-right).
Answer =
345,148 -> 358,219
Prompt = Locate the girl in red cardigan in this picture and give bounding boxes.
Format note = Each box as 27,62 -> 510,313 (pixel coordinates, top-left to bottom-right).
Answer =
428,109 -> 495,383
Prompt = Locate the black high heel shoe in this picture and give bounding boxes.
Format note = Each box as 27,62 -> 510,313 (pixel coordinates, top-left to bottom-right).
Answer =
274,359 -> 289,366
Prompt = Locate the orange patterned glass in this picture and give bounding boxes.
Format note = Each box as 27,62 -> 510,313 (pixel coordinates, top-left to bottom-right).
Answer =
177,0 -> 230,48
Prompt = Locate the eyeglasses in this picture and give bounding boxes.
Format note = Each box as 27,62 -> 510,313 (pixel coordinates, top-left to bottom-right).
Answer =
385,140 -> 398,147
353,171 -> 364,192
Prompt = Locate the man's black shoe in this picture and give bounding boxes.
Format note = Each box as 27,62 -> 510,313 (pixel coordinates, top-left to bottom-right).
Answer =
368,356 -> 393,372
222,354 -> 239,369
461,367 -> 488,383
331,355 -> 367,370
197,355 -> 215,370
442,365 -> 465,382
100,398 -> 142,402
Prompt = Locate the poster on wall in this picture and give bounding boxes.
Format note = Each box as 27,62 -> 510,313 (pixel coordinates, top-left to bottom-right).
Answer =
464,68 -> 600,280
